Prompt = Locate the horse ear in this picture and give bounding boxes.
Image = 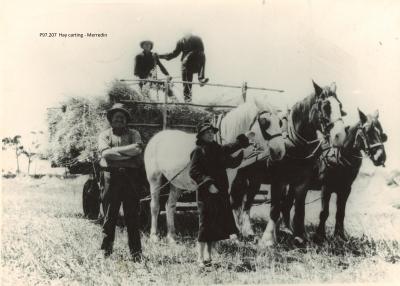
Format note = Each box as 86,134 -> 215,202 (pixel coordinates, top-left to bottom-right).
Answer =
312,80 -> 323,97
330,82 -> 337,93
373,109 -> 379,119
381,133 -> 388,142
252,94 -> 262,110
358,108 -> 368,124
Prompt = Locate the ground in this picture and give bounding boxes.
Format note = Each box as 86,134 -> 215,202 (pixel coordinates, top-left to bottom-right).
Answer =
1,168 -> 400,285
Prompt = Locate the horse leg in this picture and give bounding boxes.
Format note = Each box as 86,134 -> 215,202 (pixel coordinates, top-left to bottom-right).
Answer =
292,181 -> 309,246
314,185 -> 331,243
230,167 -> 249,234
241,177 -> 260,238
334,187 -> 350,241
259,182 -> 284,248
165,185 -> 182,244
280,184 -> 294,235
149,173 -> 164,242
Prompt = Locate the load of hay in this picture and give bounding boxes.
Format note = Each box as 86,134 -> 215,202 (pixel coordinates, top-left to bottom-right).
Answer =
47,80 -> 226,173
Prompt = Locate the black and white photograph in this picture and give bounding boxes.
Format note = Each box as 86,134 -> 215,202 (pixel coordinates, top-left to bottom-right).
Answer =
1,0 -> 400,284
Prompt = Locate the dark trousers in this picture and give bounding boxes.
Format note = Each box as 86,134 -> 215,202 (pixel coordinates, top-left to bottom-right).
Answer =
181,52 -> 206,101
100,169 -> 142,255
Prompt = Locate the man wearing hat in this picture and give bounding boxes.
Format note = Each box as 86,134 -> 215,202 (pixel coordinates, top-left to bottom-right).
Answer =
134,40 -> 171,89
158,33 -> 209,102
189,121 -> 249,267
98,103 -> 144,261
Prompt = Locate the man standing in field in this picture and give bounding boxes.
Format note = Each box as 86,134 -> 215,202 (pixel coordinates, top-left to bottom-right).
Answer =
98,103 -> 144,261
158,33 -> 209,102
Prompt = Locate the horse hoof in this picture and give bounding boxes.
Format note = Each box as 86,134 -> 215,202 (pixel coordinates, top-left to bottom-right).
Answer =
312,233 -> 326,244
229,234 -> 240,243
166,235 -> 178,245
242,228 -> 255,238
334,233 -> 348,242
258,238 -> 275,248
293,236 -> 307,248
280,226 -> 293,236
259,231 -> 275,248
149,234 -> 160,243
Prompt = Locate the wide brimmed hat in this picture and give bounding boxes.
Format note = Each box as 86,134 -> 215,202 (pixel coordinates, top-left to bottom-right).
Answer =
196,122 -> 218,138
106,103 -> 131,123
140,40 -> 154,49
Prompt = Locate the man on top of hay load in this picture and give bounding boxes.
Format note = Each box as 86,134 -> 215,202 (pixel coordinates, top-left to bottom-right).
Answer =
134,40 -> 171,88
158,33 -> 209,102
98,103 -> 144,262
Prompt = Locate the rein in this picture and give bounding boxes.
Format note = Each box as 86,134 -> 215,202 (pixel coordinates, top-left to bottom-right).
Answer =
353,123 -> 384,160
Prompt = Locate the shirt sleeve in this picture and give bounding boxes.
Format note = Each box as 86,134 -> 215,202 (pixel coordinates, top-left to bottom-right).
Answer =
134,55 -> 141,77
219,142 -> 244,168
189,147 -> 214,190
130,129 -> 143,144
156,56 -> 169,76
159,40 -> 182,60
98,131 -> 110,154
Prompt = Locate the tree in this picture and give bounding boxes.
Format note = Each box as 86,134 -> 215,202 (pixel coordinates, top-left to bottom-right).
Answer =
2,135 -> 24,174
21,131 -> 42,174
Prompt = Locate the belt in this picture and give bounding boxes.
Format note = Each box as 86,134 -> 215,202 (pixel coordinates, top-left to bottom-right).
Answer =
100,167 -> 137,173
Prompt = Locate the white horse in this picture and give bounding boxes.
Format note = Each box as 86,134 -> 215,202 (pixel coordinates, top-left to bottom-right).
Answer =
144,96 -> 286,243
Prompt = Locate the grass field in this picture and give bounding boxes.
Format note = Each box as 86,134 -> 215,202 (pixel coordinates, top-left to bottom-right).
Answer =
1,173 -> 400,285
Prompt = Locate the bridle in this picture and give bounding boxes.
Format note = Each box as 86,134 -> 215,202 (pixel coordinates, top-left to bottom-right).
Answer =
313,96 -> 344,144
354,122 -> 385,160
249,111 -> 283,141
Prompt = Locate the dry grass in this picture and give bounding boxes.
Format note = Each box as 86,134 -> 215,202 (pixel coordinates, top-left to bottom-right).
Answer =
1,176 -> 400,285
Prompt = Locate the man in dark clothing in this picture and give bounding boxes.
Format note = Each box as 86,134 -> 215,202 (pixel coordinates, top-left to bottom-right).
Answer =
134,40 -> 170,89
158,34 -> 209,102
98,103 -> 144,262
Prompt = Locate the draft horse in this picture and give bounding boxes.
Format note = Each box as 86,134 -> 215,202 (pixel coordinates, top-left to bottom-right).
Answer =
230,81 -> 347,247
303,109 -> 387,242
144,95 -> 286,243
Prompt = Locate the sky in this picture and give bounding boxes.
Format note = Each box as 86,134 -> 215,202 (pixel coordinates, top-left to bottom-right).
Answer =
1,0 -> 400,169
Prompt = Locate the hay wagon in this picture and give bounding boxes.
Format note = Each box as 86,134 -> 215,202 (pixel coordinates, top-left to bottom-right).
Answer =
49,78 -> 282,226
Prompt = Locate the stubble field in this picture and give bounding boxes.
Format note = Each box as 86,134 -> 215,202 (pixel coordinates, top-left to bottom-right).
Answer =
1,170 -> 400,285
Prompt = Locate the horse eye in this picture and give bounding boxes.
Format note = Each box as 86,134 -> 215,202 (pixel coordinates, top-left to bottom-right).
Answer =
279,119 -> 283,128
323,103 -> 331,114
259,118 -> 270,129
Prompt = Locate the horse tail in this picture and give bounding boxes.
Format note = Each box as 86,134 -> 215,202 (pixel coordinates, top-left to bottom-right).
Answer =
144,132 -> 162,183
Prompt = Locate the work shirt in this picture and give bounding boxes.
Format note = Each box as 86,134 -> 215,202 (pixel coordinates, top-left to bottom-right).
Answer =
98,128 -> 143,168
159,35 -> 205,61
134,51 -> 169,79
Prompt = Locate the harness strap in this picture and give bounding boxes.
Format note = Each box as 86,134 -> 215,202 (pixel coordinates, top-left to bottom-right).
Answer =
287,111 -> 321,146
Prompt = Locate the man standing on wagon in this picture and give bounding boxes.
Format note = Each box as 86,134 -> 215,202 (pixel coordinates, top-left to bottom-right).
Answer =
98,103 -> 144,262
158,33 -> 209,102
134,40 -> 171,89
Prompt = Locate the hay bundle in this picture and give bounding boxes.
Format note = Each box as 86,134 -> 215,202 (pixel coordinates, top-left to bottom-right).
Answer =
47,80 -> 226,172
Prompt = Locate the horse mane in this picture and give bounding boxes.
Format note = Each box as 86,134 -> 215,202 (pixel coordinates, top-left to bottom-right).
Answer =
289,92 -> 318,142
219,99 -> 273,143
342,123 -> 360,154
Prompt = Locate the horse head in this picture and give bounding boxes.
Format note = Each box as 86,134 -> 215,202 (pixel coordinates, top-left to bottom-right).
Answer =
309,81 -> 347,147
249,96 -> 286,161
355,109 -> 387,166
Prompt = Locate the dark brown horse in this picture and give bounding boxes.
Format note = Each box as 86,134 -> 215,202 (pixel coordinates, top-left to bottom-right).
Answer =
300,109 -> 387,242
230,80 -> 347,247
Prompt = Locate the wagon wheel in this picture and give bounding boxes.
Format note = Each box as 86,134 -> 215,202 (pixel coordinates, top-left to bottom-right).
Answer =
82,178 -> 101,219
